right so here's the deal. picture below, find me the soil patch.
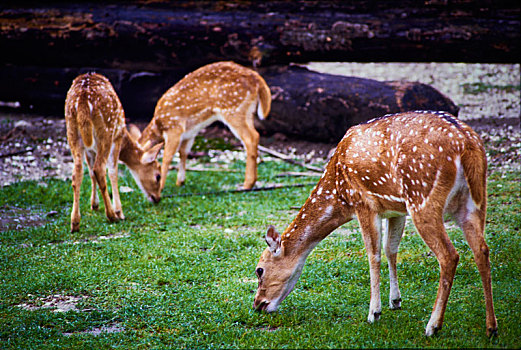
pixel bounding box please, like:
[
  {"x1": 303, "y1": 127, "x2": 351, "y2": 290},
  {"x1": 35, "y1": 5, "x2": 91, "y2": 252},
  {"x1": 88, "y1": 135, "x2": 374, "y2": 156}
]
[
  {"x1": 0, "y1": 204, "x2": 56, "y2": 232},
  {"x1": 17, "y1": 294, "x2": 87, "y2": 313}
]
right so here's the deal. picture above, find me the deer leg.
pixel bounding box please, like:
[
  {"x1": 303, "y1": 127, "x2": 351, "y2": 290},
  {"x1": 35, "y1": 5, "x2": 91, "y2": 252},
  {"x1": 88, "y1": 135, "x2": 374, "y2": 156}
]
[
  {"x1": 456, "y1": 203, "x2": 497, "y2": 337},
  {"x1": 357, "y1": 208, "x2": 382, "y2": 323},
  {"x1": 70, "y1": 148, "x2": 84, "y2": 233},
  {"x1": 85, "y1": 150, "x2": 99, "y2": 211},
  {"x1": 176, "y1": 137, "x2": 195, "y2": 186},
  {"x1": 383, "y1": 216, "x2": 406, "y2": 310},
  {"x1": 161, "y1": 130, "x2": 182, "y2": 191},
  {"x1": 227, "y1": 118, "x2": 259, "y2": 190},
  {"x1": 93, "y1": 144, "x2": 118, "y2": 223},
  {"x1": 66, "y1": 122, "x2": 84, "y2": 232},
  {"x1": 411, "y1": 210, "x2": 459, "y2": 337},
  {"x1": 107, "y1": 138, "x2": 124, "y2": 220}
]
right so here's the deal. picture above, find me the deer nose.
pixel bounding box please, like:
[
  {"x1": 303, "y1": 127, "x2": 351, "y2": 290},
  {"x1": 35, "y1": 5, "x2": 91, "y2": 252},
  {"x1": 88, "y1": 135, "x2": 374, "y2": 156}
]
[
  {"x1": 151, "y1": 195, "x2": 161, "y2": 204},
  {"x1": 253, "y1": 299, "x2": 270, "y2": 312}
]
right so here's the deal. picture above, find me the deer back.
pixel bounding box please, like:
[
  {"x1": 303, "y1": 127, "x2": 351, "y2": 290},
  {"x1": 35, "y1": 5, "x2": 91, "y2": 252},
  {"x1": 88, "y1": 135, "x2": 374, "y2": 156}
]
[
  {"x1": 65, "y1": 72, "x2": 125, "y2": 149},
  {"x1": 333, "y1": 111, "x2": 486, "y2": 214},
  {"x1": 152, "y1": 61, "x2": 270, "y2": 131}
]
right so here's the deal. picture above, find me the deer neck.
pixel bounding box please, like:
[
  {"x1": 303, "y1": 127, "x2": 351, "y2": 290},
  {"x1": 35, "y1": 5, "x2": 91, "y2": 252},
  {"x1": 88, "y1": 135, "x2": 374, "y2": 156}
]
[
  {"x1": 281, "y1": 160, "x2": 353, "y2": 256},
  {"x1": 118, "y1": 131, "x2": 143, "y2": 169},
  {"x1": 139, "y1": 119, "x2": 163, "y2": 147}
]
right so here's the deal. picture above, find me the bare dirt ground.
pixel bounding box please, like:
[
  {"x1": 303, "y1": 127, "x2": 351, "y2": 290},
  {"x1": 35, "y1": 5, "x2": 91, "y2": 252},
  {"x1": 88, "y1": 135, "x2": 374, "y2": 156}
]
[{"x1": 1, "y1": 63, "x2": 519, "y2": 189}]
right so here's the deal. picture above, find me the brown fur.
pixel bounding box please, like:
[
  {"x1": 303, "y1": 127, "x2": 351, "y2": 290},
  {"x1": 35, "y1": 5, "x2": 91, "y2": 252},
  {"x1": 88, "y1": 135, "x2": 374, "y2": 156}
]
[
  {"x1": 134, "y1": 61, "x2": 272, "y2": 191},
  {"x1": 254, "y1": 111, "x2": 497, "y2": 337},
  {"x1": 65, "y1": 73, "x2": 163, "y2": 232}
]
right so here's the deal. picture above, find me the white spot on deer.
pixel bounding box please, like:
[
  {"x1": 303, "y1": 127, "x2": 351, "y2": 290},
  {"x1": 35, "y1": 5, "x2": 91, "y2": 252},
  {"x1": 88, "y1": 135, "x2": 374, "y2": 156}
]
[{"x1": 319, "y1": 205, "x2": 334, "y2": 223}]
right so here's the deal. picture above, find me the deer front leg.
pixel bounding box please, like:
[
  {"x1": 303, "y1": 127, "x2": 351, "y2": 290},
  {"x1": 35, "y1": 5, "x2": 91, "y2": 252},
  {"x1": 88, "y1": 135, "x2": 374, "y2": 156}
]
[
  {"x1": 107, "y1": 140, "x2": 124, "y2": 220},
  {"x1": 176, "y1": 137, "x2": 195, "y2": 186},
  {"x1": 161, "y1": 130, "x2": 182, "y2": 191},
  {"x1": 93, "y1": 146, "x2": 118, "y2": 223},
  {"x1": 357, "y1": 208, "x2": 382, "y2": 323},
  {"x1": 411, "y1": 210, "x2": 459, "y2": 336},
  {"x1": 383, "y1": 216, "x2": 405, "y2": 310}
]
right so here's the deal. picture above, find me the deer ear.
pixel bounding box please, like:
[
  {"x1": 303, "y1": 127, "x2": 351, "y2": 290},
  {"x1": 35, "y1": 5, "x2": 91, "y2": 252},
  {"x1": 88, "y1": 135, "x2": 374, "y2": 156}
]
[
  {"x1": 265, "y1": 225, "x2": 282, "y2": 255},
  {"x1": 141, "y1": 142, "x2": 163, "y2": 163},
  {"x1": 128, "y1": 124, "x2": 142, "y2": 141}
]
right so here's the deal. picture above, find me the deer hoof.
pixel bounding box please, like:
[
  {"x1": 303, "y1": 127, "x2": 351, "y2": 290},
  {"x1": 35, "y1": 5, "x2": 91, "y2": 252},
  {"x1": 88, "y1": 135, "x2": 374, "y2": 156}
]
[
  {"x1": 71, "y1": 222, "x2": 80, "y2": 232},
  {"x1": 425, "y1": 325, "x2": 441, "y2": 337},
  {"x1": 390, "y1": 298, "x2": 402, "y2": 310},
  {"x1": 487, "y1": 327, "x2": 498, "y2": 338},
  {"x1": 91, "y1": 203, "x2": 99, "y2": 211},
  {"x1": 367, "y1": 311, "x2": 381, "y2": 323},
  {"x1": 242, "y1": 183, "x2": 254, "y2": 190},
  {"x1": 106, "y1": 214, "x2": 119, "y2": 223},
  {"x1": 115, "y1": 210, "x2": 125, "y2": 220}
]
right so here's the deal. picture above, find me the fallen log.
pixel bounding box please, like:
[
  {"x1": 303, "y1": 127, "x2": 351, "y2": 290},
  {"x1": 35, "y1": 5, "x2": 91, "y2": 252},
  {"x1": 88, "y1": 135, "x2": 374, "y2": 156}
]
[
  {"x1": 257, "y1": 65, "x2": 459, "y2": 143},
  {"x1": 0, "y1": 64, "x2": 460, "y2": 143}
]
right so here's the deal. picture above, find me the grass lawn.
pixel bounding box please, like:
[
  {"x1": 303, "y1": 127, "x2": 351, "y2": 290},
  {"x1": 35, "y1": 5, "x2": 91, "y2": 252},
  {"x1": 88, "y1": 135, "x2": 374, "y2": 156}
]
[{"x1": 0, "y1": 151, "x2": 520, "y2": 349}]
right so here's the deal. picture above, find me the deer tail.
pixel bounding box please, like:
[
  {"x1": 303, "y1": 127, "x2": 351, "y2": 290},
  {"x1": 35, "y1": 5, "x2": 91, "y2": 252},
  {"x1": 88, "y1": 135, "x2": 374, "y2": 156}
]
[
  {"x1": 461, "y1": 140, "x2": 487, "y2": 209},
  {"x1": 76, "y1": 94, "x2": 94, "y2": 148},
  {"x1": 256, "y1": 74, "x2": 271, "y2": 120}
]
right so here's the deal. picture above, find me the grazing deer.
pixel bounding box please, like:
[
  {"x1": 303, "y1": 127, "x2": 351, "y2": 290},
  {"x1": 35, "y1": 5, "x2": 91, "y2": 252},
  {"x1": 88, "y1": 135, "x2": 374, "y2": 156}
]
[
  {"x1": 131, "y1": 61, "x2": 271, "y2": 191},
  {"x1": 65, "y1": 73, "x2": 163, "y2": 232},
  {"x1": 253, "y1": 111, "x2": 497, "y2": 337}
]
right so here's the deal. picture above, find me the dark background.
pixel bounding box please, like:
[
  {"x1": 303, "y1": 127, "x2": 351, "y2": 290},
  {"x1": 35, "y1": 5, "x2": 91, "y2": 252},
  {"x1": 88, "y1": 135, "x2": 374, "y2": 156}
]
[{"x1": 0, "y1": 1, "x2": 519, "y2": 141}]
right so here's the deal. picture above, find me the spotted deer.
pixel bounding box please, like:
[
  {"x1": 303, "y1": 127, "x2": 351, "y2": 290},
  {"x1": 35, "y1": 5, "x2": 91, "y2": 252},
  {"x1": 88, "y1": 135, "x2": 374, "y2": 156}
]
[
  {"x1": 130, "y1": 61, "x2": 271, "y2": 191},
  {"x1": 65, "y1": 73, "x2": 163, "y2": 232},
  {"x1": 253, "y1": 111, "x2": 497, "y2": 337}
]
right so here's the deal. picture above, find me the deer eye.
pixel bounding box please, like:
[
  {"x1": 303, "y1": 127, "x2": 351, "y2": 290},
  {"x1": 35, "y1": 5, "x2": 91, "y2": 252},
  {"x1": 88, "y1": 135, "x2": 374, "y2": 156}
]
[
  {"x1": 256, "y1": 267, "x2": 264, "y2": 278},
  {"x1": 156, "y1": 174, "x2": 161, "y2": 183}
]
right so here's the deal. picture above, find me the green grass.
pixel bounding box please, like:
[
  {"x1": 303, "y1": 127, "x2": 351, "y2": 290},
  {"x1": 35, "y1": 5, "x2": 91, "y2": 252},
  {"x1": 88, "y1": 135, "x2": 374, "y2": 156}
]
[{"x1": 0, "y1": 155, "x2": 520, "y2": 349}]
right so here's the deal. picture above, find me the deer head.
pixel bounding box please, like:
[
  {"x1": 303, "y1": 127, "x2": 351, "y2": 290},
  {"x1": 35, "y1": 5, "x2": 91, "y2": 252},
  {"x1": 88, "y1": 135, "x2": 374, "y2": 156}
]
[
  {"x1": 254, "y1": 226, "x2": 311, "y2": 312},
  {"x1": 124, "y1": 139, "x2": 163, "y2": 204}
]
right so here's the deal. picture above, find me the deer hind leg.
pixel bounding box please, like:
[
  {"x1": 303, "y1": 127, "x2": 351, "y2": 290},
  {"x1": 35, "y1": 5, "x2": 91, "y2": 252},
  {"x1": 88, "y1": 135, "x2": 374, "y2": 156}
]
[
  {"x1": 92, "y1": 143, "x2": 118, "y2": 223},
  {"x1": 107, "y1": 137, "x2": 124, "y2": 220},
  {"x1": 410, "y1": 208, "x2": 459, "y2": 337},
  {"x1": 85, "y1": 150, "x2": 99, "y2": 211},
  {"x1": 66, "y1": 119, "x2": 85, "y2": 232},
  {"x1": 69, "y1": 142, "x2": 84, "y2": 233},
  {"x1": 176, "y1": 137, "x2": 195, "y2": 186},
  {"x1": 226, "y1": 116, "x2": 259, "y2": 190},
  {"x1": 455, "y1": 198, "x2": 497, "y2": 337},
  {"x1": 357, "y1": 208, "x2": 382, "y2": 323},
  {"x1": 383, "y1": 216, "x2": 406, "y2": 310},
  {"x1": 161, "y1": 129, "x2": 182, "y2": 191}
]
